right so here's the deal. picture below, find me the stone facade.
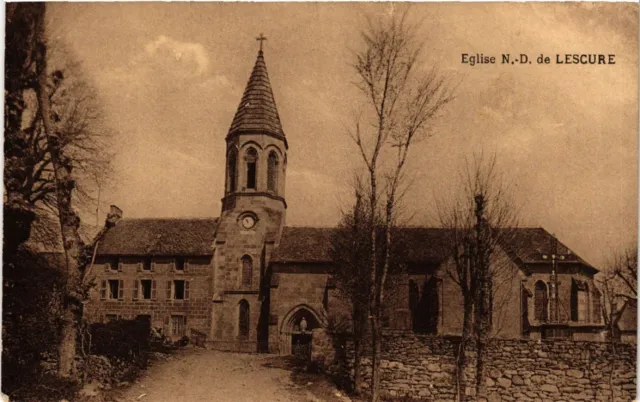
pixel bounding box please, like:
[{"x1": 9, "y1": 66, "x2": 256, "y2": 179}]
[
  {"x1": 336, "y1": 331, "x2": 636, "y2": 401},
  {"x1": 86, "y1": 255, "x2": 213, "y2": 340}
]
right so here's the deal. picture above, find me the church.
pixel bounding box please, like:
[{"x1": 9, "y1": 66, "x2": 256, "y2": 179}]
[{"x1": 85, "y1": 44, "x2": 608, "y2": 354}]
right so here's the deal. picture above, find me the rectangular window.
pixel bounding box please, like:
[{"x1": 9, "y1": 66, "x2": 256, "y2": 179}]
[
  {"x1": 175, "y1": 257, "x2": 185, "y2": 271},
  {"x1": 140, "y1": 280, "x2": 153, "y2": 299},
  {"x1": 143, "y1": 257, "x2": 152, "y2": 271},
  {"x1": 108, "y1": 279, "x2": 123, "y2": 300},
  {"x1": 171, "y1": 315, "x2": 186, "y2": 337},
  {"x1": 168, "y1": 280, "x2": 189, "y2": 300},
  {"x1": 174, "y1": 280, "x2": 185, "y2": 299}
]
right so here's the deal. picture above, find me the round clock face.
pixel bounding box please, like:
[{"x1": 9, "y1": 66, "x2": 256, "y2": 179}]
[{"x1": 241, "y1": 215, "x2": 256, "y2": 229}]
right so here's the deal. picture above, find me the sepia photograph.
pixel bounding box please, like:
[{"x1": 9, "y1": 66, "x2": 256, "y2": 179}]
[{"x1": 3, "y1": 2, "x2": 638, "y2": 401}]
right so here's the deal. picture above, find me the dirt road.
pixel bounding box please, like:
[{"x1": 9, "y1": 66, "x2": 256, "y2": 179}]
[{"x1": 120, "y1": 348, "x2": 347, "y2": 402}]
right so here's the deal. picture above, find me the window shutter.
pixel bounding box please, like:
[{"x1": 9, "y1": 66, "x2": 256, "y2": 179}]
[
  {"x1": 171, "y1": 261, "x2": 175, "y2": 272},
  {"x1": 133, "y1": 280, "x2": 139, "y2": 300},
  {"x1": 185, "y1": 281, "x2": 190, "y2": 300},
  {"x1": 151, "y1": 261, "x2": 155, "y2": 272},
  {"x1": 166, "y1": 281, "x2": 172, "y2": 300},
  {"x1": 118, "y1": 261, "x2": 123, "y2": 272},
  {"x1": 151, "y1": 280, "x2": 157, "y2": 300},
  {"x1": 137, "y1": 262, "x2": 142, "y2": 272},
  {"x1": 184, "y1": 261, "x2": 189, "y2": 273},
  {"x1": 100, "y1": 280, "x2": 107, "y2": 300},
  {"x1": 104, "y1": 262, "x2": 110, "y2": 272},
  {"x1": 118, "y1": 279, "x2": 124, "y2": 300}
]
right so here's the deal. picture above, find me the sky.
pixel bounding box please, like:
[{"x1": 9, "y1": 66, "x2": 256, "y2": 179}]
[{"x1": 45, "y1": 2, "x2": 638, "y2": 268}]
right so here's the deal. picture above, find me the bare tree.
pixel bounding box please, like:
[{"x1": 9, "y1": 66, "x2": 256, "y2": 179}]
[
  {"x1": 32, "y1": 5, "x2": 114, "y2": 378},
  {"x1": 5, "y1": 5, "x2": 112, "y2": 255},
  {"x1": 609, "y1": 245, "x2": 637, "y2": 302},
  {"x1": 597, "y1": 244, "x2": 638, "y2": 340},
  {"x1": 13, "y1": 39, "x2": 112, "y2": 245},
  {"x1": 349, "y1": 8, "x2": 455, "y2": 401},
  {"x1": 437, "y1": 153, "x2": 520, "y2": 401},
  {"x1": 594, "y1": 245, "x2": 637, "y2": 400}
]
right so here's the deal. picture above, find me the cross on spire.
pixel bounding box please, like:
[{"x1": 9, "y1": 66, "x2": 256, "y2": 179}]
[{"x1": 256, "y1": 33, "x2": 267, "y2": 52}]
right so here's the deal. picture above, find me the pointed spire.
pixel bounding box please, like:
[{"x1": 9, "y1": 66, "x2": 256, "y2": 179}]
[{"x1": 228, "y1": 46, "x2": 285, "y2": 140}]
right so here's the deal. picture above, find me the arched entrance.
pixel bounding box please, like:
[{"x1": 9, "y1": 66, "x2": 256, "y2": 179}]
[{"x1": 279, "y1": 305, "x2": 323, "y2": 357}]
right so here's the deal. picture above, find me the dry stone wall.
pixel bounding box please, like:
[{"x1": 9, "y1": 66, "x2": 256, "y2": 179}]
[{"x1": 331, "y1": 331, "x2": 636, "y2": 401}]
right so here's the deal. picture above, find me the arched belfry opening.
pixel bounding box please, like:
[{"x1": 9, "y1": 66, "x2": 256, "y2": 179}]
[
  {"x1": 245, "y1": 147, "x2": 258, "y2": 190},
  {"x1": 267, "y1": 151, "x2": 279, "y2": 193},
  {"x1": 279, "y1": 305, "x2": 322, "y2": 357}
]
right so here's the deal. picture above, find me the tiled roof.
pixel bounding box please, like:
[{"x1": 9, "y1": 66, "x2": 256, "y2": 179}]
[
  {"x1": 270, "y1": 226, "x2": 596, "y2": 271},
  {"x1": 96, "y1": 218, "x2": 219, "y2": 256},
  {"x1": 507, "y1": 227, "x2": 593, "y2": 267},
  {"x1": 270, "y1": 227, "x2": 454, "y2": 264},
  {"x1": 270, "y1": 227, "x2": 336, "y2": 263},
  {"x1": 228, "y1": 50, "x2": 284, "y2": 138}
]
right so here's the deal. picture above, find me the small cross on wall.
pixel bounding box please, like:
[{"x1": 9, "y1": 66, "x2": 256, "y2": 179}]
[{"x1": 256, "y1": 33, "x2": 267, "y2": 51}]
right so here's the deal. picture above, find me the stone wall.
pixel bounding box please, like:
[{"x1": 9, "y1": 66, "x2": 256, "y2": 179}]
[{"x1": 341, "y1": 331, "x2": 636, "y2": 401}]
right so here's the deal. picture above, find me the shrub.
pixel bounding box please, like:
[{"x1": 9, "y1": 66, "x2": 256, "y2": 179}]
[
  {"x1": 2, "y1": 249, "x2": 65, "y2": 396},
  {"x1": 89, "y1": 317, "x2": 151, "y2": 368}
]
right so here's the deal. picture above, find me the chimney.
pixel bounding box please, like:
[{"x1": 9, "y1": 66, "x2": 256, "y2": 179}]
[{"x1": 106, "y1": 205, "x2": 123, "y2": 227}]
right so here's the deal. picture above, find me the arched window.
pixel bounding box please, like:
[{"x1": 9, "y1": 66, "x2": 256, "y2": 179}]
[
  {"x1": 534, "y1": 281, "x2": 548, "y2": 322},
  {"x1": 521, "y1": 284, "x2": 531, "y2": 336},
  {"x1": 239, "y1": 300, "x2": 250, "y2": 339},
  {"x1": 227, "y1": 149, "x2": 237, "y2": 193},
  {"x1": 241, "y1": 255, "x2": 252, "y2": 287},
  {"x1": 245, "y1": 148, "x2": 258, "y2": 190},
  {"x1": 267, "y1": 151, "x2": 279, "y2": 193}
]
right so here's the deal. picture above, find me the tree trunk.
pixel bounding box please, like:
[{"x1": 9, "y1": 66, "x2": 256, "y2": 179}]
[
  {"x1": 352, "y1": 302, "x2": 367, "y2": 394},
  {"x1": 367, "y1": 167, "x2": 381, "y2": 402},
  {"x1": 456, "y1": 295, "x2": 475, "y2": 401},
  {"x1": 34, "y1": 6, "x2": 87, "y2": 378},
  {"x1": 353, "y1": 337, "x2": 363, "y2": 394},
  {"x1": 473, "y1": 195, "x2": 491, "y2": 398},
  {"x1": 474, "y1": 260, "x2": 491, "y2": 397},
  {"x1": 370, "y1": 316, "x2": 382, "y2": 402}
]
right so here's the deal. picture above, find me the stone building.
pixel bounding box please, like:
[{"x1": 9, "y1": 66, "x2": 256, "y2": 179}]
[{"x1": 86, "y1": 46, "x2": 611, "y2": 353}]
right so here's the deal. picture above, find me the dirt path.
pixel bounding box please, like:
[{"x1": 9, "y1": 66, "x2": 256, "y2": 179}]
[{"x1": 119, "y1": 348, "x2": 346, "y2": 402}]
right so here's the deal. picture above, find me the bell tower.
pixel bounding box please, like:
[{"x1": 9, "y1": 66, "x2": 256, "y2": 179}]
[
  {"x1": 221, "y1": 36, "x2": 287, "y2": 220},
  {"x1": 210, "y1": 36, "x2": 287, "y2": 351}
]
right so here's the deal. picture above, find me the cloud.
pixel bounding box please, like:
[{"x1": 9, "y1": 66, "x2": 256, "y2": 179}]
[{"x1": 144, "y1": 35, "x2": 210, "y2": 76}]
